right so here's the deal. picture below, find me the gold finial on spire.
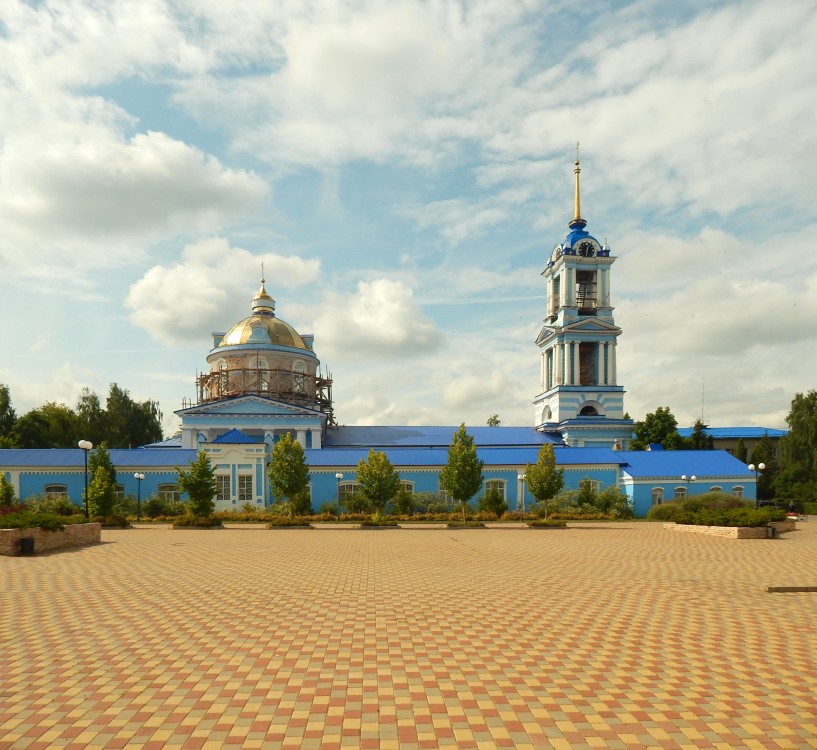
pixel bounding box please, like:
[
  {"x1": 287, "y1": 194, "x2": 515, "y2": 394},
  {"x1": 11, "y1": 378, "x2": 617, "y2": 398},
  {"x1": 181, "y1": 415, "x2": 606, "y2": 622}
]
[{"x1": 573, "y1": 141, "x2": 582, "y2": 223}]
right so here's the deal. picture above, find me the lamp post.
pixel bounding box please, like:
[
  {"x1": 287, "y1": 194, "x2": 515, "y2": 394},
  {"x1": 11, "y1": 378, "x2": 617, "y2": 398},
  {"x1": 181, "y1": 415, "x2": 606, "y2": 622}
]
[
  {"x1": 681, "y1": 474, "x2": 696, "y2": 498},
  {"x1": 78, "y1": 440, "x2": 93, "y2": 518},
  {"x1": 335, "y1": 473, "x2": 343, "y2": 520},
  {"x1": 134, "y1": 473, "x2": 145, "y2": 521},
  {"x1": 517, "y1": 474, "x2": 526, "y2": 517},
  {"x1": 748, "y1": 462, "x2": 765, "y2": 509}
]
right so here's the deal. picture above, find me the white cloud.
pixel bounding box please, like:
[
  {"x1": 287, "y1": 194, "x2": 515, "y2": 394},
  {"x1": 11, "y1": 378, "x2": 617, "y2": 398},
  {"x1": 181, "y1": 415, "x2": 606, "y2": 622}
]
[
  {"x1": 126, "y1": 238, "x2": 320, "y2": 345},
  {"x1": 313, "y1": 279, "x2": 443, "y2": 360}
]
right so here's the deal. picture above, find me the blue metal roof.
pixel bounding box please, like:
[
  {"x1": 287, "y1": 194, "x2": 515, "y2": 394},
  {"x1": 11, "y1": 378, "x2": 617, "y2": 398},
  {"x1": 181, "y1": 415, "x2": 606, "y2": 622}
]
[
  {"x1": 0, "y1": 448, "x2": 197, "y2": 468},
  {"x1": 676, "y1": 426, "x2": 787, "y2": 439},
  {"x1": 620, "y1": 450, "x2": 752, "y2": 478},
  {"x1": 304, "y1": 445, "x2": 623, "y2": 469},
  {"x1": 324, "y1": 426, "x2": 562, "y2": 449},
  {"x1": 212, "y1": 428, "x2": 259, "y2": 444}
]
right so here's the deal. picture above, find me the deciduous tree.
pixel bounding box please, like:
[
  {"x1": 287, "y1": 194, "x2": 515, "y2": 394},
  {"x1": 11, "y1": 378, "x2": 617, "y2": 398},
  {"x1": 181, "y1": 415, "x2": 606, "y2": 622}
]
[
  {"x1": 631, "y1": 407, "x2": 687, "y2": 450},
  {"x1": 0, "y1": 384, "x2": 17, "y2": 445},
  {"x1": 439, "y1": 424, "x2": 484, "y2": 522},
  {"x1": 356, "y1": 449, "x2": 401, "y2": 512},
  {"x1": 0, "y1": 472, "x2": 15, "y2": 506},
  {"x1": 88, "y1": 442, "x2": 117, "y2": 487},
  {"x1": 526, "y1": 444, "x2": 564, "y2": 519},
  {"x1": 776, "y1": 391, "x2": 817, "y2": 501},
  {"x1": 87, "y1": 465, "x2": 116, "y2": 518},
  {"x1": 268, "y1": 433, "x2": 311, "y2": 516}
]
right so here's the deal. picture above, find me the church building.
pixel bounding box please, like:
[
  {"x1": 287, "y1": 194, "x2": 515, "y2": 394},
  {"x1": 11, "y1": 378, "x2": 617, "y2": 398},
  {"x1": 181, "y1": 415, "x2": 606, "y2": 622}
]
[{"x1": 0, "y1": 157, "x2": 758, "y2": 518}]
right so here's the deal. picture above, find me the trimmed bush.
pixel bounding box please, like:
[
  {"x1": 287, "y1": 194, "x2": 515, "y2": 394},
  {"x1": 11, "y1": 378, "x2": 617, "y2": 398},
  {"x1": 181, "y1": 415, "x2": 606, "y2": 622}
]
[
  {"x1": 527, "y1": 518, "x2": 567, "y2": 528},
  {"x1": 267, "y1": 517, "x2": 312, "y2": 527},
  {"x1": 1, "y1": 511, "x2": 89, "y2": 531},
  {"x1": 172, "y1": 515, "x2": 223, "y2": 528},
  {"x1": 675, "y1": 506, "x2": 785, "y2": 527}
]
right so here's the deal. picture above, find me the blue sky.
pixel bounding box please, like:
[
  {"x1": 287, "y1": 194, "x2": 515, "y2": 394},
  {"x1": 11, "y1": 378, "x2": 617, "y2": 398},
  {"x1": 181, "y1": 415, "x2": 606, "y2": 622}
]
[{"x1": 1, "y1": 0, "x2": 815, "y2": 436}]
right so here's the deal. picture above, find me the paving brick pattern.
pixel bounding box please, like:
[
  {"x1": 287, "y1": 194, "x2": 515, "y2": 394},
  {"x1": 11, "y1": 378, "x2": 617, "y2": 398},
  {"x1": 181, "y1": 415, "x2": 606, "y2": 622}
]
[{"x1": 2, "y1": 522, "x2": 816, "y2": 749}]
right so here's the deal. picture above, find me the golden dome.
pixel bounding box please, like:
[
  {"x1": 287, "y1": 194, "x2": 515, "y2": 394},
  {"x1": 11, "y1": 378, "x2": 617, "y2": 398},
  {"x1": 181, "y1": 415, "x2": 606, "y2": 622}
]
[{"x1": 218, "y1": 314, "x2": 308, "y2": 350}]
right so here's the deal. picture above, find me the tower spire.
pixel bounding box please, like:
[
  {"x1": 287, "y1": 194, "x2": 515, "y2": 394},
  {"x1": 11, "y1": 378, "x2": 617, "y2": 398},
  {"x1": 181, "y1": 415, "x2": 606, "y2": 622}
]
[{"x1": 569, "y1": 142, "x2": 587, "y2": 229}]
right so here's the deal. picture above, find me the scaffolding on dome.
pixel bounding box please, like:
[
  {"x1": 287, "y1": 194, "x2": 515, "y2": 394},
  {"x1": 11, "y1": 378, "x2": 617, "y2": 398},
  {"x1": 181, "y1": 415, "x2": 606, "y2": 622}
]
[{"x1": 190, "y1": 365, "x2": 336, "y2": 428}]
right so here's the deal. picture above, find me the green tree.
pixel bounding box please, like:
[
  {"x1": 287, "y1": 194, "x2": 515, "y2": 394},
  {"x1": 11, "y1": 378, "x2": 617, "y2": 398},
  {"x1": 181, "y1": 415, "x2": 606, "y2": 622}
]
[
  {"x1": 0, "y1": 472, "x2": 15, "y2": 506},
  {"x1": 105, "y1": 384, "x2": 163, "y2": 448},
  {"x1": 268, "y1": 433, "x2": 311, "y2": 516},
  {"x1": 356, "y1": 449, "x2": 401, "y2": 512},
  {"x1": 631, "y1": 407, "x2": 688, "y2": 450},
  {"x1": 735, "y1": 438, "x2": 748, "y2": 464},
  {"x1": 39, "y1": 402, "x2": 81, "y2": 447},
  {"x1": 439, "y1": 424, "x2": 484, "y2": 522},
  {"x1": 478, "y1": 487, "x2": 507, "y2": 517},
  {"x1": 688, "y1": 419, "x2": 714, "y2": 450},
  {"x1": 76, "y1": 388, "x2": 107, "y2": 445},
  {"x1": 12, "y1": 410, "x2": 52, "y2": 448},
  {"x1": 0, "y1": 384, "x2": 17, "y2": 444},
  {"x1": 749, "y1": 433, "x2": 777, "y2": 501},
  {"x1": 177, "y1": 451, "x2": 217, "y2": 517},
  {"x1": 525, "y1": 443, "x2": 564, "y2": 519},
  {"x1": 487, "y1": 414, "x2": 501, "y2": 427},
  {"x1": 776, "y1": 391, "x2": 817, "y2": 501},
  {"x1": 87, "y1": 465, "x2": 117, "y2": 518},
  {"x1": 88, "y1": 442, "x2": 117, "y2": 487}
]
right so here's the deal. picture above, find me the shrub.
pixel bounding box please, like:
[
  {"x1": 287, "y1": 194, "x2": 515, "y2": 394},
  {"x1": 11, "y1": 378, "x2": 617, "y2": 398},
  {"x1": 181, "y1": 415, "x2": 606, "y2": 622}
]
[
  {"x1": 527, "y1": 518, "x2": 567, "y2": 528},
  {"x1": 675, "y1": 506, "x2": 785, "y2": 527},
  {"x1": 803, "y1": 502, "x2": 817, "y2": 515},
  {"x1": 24, "y1": 494, "x2": 83, "y2": 516},
  {"x1": 646, "y1": 502, "x2": 682, "y2": 521},
  {"x1": 318, "y1": 501, "x2": 338, "y2": 515},
  {"x1": 267, "y1": 517, "x2": 312, "y2": 527},
  {"x1": 647, "y1": 493, "x2": 754, "y2": 522},
  {"x1": 478, "y1": 488, "x2": 508, "y2": 517},
  {"x1": 143, "y1": 496, "x2": 187, "y2": 519},
  {"x1": 1, "y1": 511, "x2": 89, "y2": 531},
  {"x1": 344, "y1": 493, "x2": 370, "y2": 514},
  {"x1": 172, "y1": 515, "x2": 223, "y2": 528},
  {"x1": 446, "y1": 520, "x2": 485, "y2": 528},
  {"x1": 413, "y1": 492, "x2": 450, "y2": 514},
  {"x1": 392, "y1": 489, "x2": 415, "y2": 516},
  {"x1": 95, "y1": 514, "x2": 130, "y2": 528}
]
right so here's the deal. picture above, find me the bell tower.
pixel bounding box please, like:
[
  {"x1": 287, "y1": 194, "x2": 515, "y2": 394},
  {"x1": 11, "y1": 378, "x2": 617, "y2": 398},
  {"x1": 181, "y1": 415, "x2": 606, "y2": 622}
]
[{"x1": 533, "y1": 148, "x2": 633, "y2": 448}]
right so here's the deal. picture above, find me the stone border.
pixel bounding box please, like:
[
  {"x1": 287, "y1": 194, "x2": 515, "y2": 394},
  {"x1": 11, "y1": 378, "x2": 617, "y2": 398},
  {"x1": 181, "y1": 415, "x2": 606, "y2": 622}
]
[
  {"x1": 0, "y1": 523, "x2": 101, "y2": 556},
  {"x1": 664, "y1": 520, "x2": 796, "y2": 539}
]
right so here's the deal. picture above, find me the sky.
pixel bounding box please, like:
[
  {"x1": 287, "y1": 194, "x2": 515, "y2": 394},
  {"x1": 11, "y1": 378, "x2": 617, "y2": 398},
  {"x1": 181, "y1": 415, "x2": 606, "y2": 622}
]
[{"x1": 1, "y1": 0, "x2": 816, "y2": 437}]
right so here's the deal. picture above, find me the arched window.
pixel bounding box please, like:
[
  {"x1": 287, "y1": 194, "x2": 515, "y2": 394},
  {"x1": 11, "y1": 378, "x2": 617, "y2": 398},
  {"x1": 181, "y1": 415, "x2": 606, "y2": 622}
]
[
  {"x1": 732, "y1": 486, "x2": 744, "y2": 498},
  {"x1": 651, "y1": 487, "x2": 664, "y2": 505},
  {"x1": 710, "y1": 486, "x2": 723, "y2": 493},
  {"x1": 44, "y1": 484, "x2": 68, "y2": 498},
  {"x1": 400, "y1": 481, "x2": 414, "y2": 495},
  {"x1": 580, "y1": 405, "x2": 598, "y2": 416},
  {"x1": 485, "y1": 479, "x2": 506, "y2": 499},
  {"x1": 157, "y1": 484, "x2": 180, "y2": 502},
  {"x1": 674, "y1": 486, "x2": 687, "y2": 499},
  {"x1": 339, "y1": 482, "x2": 359, "y2": 502},
  {"x1": 580, "y1": 478, "x2": 601, "y2": 493}
]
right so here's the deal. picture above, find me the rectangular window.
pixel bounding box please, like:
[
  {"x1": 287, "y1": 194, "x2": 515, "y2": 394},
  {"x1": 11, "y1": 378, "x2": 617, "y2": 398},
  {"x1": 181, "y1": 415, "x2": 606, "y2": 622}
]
[
  {"x1": 400, "y1": 481, "x2": 414, "y2": 495},
  {"x1": 238, "y1": 475, "x2": 252, "y2": 503},
  {"x1": 216, "y1": 475, "x2": 230, "y2": 502}
]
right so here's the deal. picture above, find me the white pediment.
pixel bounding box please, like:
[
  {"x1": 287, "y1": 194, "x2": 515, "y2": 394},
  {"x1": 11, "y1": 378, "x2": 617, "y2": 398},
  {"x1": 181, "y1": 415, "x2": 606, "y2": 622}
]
[
  {"x1": 562, "y1": 319, "x2": 621, "y2": 334},
  {"x1": 175, "y1": 395, "x2": 324, "y2": 419}
]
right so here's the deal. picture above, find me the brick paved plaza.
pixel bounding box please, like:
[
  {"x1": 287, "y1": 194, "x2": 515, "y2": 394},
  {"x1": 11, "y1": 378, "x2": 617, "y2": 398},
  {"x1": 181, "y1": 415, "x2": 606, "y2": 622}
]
[{"x1": 2, "y1": 522, "x2": 816, "y2": 749}]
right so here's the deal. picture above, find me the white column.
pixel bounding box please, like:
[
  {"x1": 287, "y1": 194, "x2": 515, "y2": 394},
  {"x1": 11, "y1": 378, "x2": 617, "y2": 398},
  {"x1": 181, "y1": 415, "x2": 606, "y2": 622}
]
[
  {"x1": 554, "y1": 344, "x2": 562, "y2": 386},
  {"x1": 296, "y1": 429, "x2": 307, "y2": 448},
  {"x1": 572, "y1": 342, "x2": 580, "y2": 386},
  {"x1": 610, "y1": 343, "x2": 617, "y2": 384},
  {"x1": 597, "y1": 343, "x2": 605, "y2": 385},
  {"x1": 310, "y1": 429, "x2": 321, "y2": 449}
]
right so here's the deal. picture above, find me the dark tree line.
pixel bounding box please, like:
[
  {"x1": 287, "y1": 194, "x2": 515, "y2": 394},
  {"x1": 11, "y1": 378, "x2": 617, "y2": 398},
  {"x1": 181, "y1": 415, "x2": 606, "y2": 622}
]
[{"x1": 0, "y1": 383, "x2": 163, "y2": 449}]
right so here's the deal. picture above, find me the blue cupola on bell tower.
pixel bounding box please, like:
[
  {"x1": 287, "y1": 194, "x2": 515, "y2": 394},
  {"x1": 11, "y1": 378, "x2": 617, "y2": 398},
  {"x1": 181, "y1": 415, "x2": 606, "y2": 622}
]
[{"x1": 533, "y1": 148, "x2": 633, "y2": 448}]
